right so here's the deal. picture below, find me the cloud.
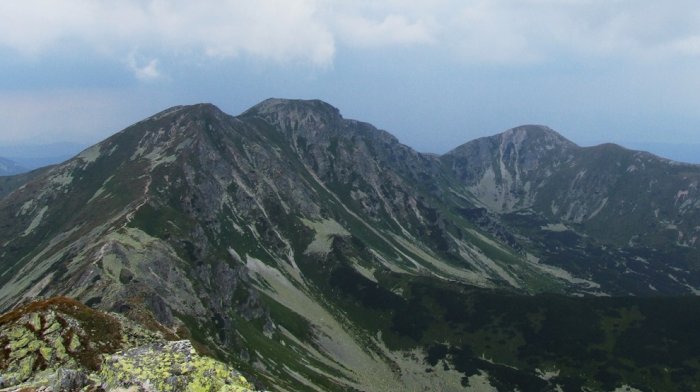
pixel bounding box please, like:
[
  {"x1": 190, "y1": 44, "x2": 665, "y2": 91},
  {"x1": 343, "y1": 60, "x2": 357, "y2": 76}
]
[
  {"x1": 335, "y1": 14, "x2": 434, "y2": 48},
  {"x1": 126, "y1": 54, "x2": 161, "y2": 81},
  {"x1": 0, "y1": 0, "x2": 336, "y2": 68},
  {"x1": 1, "y1": 1, "x2": 700, "y2": 70},
  {"x1": 671, "y1": 36, "x2": 700, "y2": 56},
  {"x1": 441, "y1": 0, "x2": 700, "y2": 64},
  {"x1": 142, "y1": 0, "x2": 336, "y2": 65}
]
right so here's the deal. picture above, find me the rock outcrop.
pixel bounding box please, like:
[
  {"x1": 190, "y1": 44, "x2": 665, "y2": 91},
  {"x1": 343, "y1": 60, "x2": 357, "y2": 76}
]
[{"x1": 0, "y1": 297, "x2": 256, "y2": 392}]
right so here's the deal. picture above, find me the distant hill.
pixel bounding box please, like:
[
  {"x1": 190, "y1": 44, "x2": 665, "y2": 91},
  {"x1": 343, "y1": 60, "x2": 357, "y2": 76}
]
[
  {"x1": 0, "y1": 142, "x2": 85, "y2": 170},
  {"x1": 0, "y1": 157, "x2": 26, "y2": 175}
]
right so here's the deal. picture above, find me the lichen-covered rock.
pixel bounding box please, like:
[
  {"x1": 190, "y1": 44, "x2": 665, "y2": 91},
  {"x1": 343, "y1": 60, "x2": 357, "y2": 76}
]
[
  {"x1": 1, "y1": 308, "x2": 80, "y2": 385},
  {"x1": 1, "y1": 298, "x2": 259, "y2": 392},
  {"x1": 99, "y1": 340, "x2": 255, "y2": 392},
  {"x1": 0, "y1": 297, "x2": 165, "y2": 390}
]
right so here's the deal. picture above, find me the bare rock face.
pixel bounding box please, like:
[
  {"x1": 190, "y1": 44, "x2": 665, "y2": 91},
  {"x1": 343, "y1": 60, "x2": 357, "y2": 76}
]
[
  {"x1": 51, "y1": 368, "x2": 90, "y2": 391},
  {"x1": 444, "y1": 125, "x2": 577, "y2": 212},
  {"x1": 444, "y1": 125, "x2": 700, "y2": 245}
]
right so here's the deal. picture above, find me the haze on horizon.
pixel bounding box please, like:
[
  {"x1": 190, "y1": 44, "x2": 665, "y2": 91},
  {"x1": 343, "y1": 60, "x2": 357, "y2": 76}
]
[{"x1": 1, "y1": 1, "x2": 699, "y2": 163}]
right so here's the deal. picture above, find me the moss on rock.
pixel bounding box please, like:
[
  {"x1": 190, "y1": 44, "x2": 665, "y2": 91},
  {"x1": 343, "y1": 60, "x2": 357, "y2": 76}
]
[
  {"x1": 99, "y1": 340, "x2": 256, "y2": 392},
  {"x1": 1, "y1": 297, "x2": 259, "y2": 391}
]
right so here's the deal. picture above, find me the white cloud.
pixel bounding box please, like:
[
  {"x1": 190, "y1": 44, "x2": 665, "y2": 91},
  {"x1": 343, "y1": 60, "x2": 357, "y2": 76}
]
[
  {"x1": 339, "y1": 0, "x2": 700, "y2": 65},
  {"x1": 335, "y1": 14, "x2": 434, "y2": 48},
  {"x1": 439, "y1": 0, "x2": 700, "y2": 64},
  {"x1": 1, "y1": 1, "x2": 700, "y2": 68},
  {"x1": 126, "y1": 54, "x2": 161, "y2": 81},
  {"x1": 0, "y1": 0, "x2": 337, "y2": 68},
  {"x1": 671, "y1": 36, "x2": 700, "y2": 56}
]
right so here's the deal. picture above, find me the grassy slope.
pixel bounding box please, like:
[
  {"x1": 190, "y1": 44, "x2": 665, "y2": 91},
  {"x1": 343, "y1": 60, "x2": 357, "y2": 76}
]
[{"x1": 297, "y1": 236, "x2": 700, "y2": 392}]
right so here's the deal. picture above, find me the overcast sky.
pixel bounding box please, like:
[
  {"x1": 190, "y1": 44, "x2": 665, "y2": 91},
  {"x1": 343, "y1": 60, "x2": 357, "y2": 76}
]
[{"x1": 1, "y1": 1, "x2": 700, "y2": 160}]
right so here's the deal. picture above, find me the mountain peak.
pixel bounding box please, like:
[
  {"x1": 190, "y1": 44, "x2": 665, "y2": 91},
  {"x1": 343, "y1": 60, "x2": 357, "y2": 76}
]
[
  {"x1": 245, "y1": 98, "x2": 341, "y2": 117},
  {"x1": 143, "y1": 102, "x2": 225, "y2": 123},
  {"x1": 242, "y1": 98, "x2": 344, "y2": 132},
  {"x1": 500, "y1": 124, "x2": 577, "y2": 148},
  {"x1": 446, "y1": 124, "x2": 576, "y2": 159}
]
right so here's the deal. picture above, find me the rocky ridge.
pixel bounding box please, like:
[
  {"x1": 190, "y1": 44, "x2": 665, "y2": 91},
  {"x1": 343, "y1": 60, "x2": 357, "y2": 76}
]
[{"x1": 0, "y1": 99, "x2": 699, "y2": 390}]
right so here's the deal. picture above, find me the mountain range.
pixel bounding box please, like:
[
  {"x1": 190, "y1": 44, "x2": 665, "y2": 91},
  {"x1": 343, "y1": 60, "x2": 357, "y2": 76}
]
[
  {"x1": 1, "y1": 98, "x2": 699, "y2": 391},
  {"x1": 0, "y1": 142, "x2": 86, "y2": 172},
  {"x1": 0, "y1": 157, "x2": 26, "y2": 176}
]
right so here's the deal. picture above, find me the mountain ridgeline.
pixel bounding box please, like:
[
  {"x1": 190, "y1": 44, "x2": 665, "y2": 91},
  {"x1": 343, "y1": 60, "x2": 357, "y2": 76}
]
[
  {"x1": 1, "y1": 99, "x2": 699, "y2": 391},
  {"x1": 0, "y1": 157, "x2": 26, "y2": 176}
]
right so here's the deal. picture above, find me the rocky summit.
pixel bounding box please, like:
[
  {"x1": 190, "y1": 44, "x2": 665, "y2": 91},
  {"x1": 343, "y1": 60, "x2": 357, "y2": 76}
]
[{"x1": 1, "y1": 99, "x2": 699, "y2": 391}]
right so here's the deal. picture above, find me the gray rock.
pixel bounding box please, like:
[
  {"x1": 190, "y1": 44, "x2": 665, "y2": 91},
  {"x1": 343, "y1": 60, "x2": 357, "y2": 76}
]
[{"x1": 52, "y1": 368, "x2": 90, "y2": 391}]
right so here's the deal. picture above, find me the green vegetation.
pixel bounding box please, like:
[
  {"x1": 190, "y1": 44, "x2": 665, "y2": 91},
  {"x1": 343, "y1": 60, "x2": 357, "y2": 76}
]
[{"x1": 300, "y1": 242, "x2": 700, "y2": 391}]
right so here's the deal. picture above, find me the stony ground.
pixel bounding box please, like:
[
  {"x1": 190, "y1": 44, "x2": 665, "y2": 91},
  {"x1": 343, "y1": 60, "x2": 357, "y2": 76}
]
[{"x1": 0, "y1": 297, "x2": 257, "y2": 392}]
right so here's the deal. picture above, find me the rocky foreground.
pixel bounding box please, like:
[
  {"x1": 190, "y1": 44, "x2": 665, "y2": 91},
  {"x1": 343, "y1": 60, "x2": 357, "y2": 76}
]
[{"x1": 0, "y1": 297, "x2": 257, "y2": 391}]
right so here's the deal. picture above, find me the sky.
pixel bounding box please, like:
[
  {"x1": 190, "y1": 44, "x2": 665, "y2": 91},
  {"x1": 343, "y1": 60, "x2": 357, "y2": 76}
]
[{"x1": 1, "y1": 0, "x2": 700, "y2": 161}]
